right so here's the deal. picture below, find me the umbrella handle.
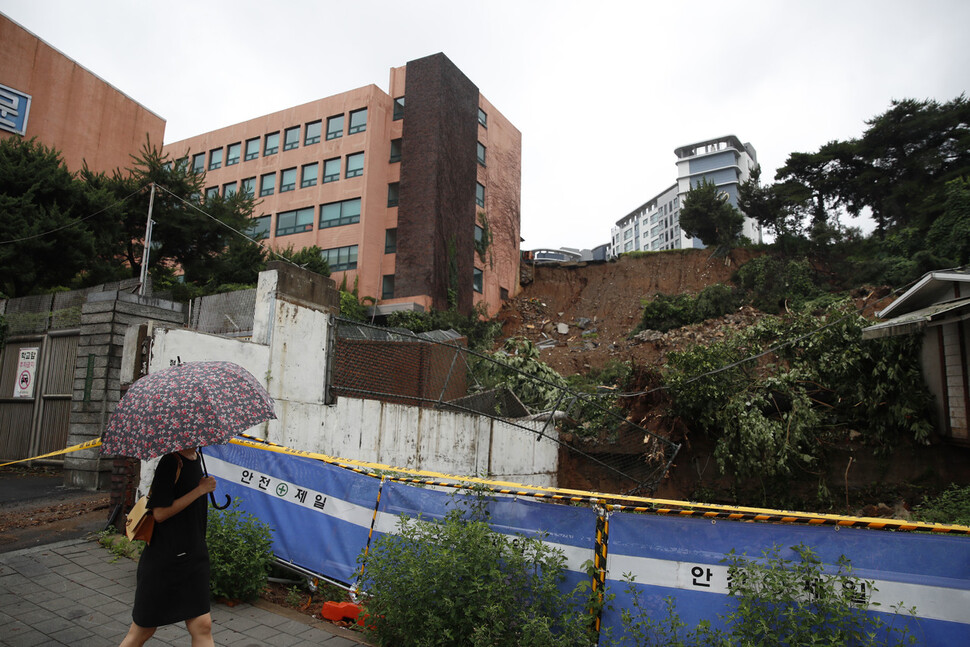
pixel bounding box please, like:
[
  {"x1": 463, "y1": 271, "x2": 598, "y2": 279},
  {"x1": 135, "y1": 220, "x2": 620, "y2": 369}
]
[{"x1": 198, "y1": 447, "x2": 232, "y2": 510}]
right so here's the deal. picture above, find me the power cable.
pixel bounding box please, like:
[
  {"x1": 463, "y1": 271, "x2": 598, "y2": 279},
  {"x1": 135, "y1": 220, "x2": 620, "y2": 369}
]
[{"x1": 0, "y1": 185, "x2": 144, "y2": 245}]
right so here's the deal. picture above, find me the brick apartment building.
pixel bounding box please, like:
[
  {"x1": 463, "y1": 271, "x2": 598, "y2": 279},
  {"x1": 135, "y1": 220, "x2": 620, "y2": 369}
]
[{"x1": 163, "y1": 53, "x2": 522, "y2": 318}]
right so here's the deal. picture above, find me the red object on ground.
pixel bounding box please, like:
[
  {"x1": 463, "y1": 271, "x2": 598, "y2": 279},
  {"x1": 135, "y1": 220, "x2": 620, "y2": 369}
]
[{"x1": 320, "y1": 601, "x2": 362, "y2": 623}]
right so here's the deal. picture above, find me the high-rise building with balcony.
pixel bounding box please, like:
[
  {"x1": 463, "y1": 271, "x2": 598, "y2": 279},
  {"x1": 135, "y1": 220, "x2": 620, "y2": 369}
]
[{"x1": 163, "y1": 53, "x2": 521, "y2": 318}]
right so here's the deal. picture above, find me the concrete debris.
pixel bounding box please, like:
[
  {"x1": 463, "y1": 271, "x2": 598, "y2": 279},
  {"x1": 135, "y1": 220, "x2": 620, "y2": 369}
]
[
  {"x1": 576, "y1": 317, "x2": 592, "y2": 329},
  {"x1": 557, "y1": 323, "x2": 569, "y2": 335}
]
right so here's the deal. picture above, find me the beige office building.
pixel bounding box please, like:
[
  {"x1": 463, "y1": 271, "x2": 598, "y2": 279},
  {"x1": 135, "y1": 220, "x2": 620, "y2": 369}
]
[{"x1": 163, "y1": 53, "x2": 522, "y2": 317}]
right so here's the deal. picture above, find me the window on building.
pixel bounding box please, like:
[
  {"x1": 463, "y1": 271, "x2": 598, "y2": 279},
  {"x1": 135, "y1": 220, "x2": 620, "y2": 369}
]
[
  {"x1": 264, "y1": 131, "x2": 279, "y2": 156},
  {"x1": 382, "y1": 275, "x2": 394, "y2": 299},
  {"x1": 192, "y1": 153, "x2": 205, "y2": 173},
  {"x1": 259, "y1": 172, "x2": 275, "y2": 197},
  {"x1": 319, "y1": 197, "x2": 361, "y2": 229},
  {"x1": 393, "y1": 97, "x2": 405, "y2": 120},
  {"x1": 345, "y1": 152, "x2": 364, "y2": 178},
  {"x1": 476, "y1": 182, "x2": 485, "y2": 207},
  {"x1": 475, "y1": 224, "x2": 484, "y2": 245},
  {"x1": 305, "y1": 120, "x2": 321, "y2": 146},
  {"x1": 387, "y1": 182, "x2": 399, "y2": 207},
  {"x1": 276, "y1": 207, "x2": 315, "y2": 237},
  {"x1": 241, "y1": 177, "x2": 256, "y2": 197},
  {"x1": 500, "y1": 286, "x2": 509, "y2": 300},
  {"x1": 245, "y1": 137, "x2": 260, "y2": 161},
  {"x1": 280, "y1": 167, "x2": 297, "y2": 192},
  {"x1": 624, "y1": 240, "x2": 633, "y2": 252},
  {"x1": 283, "y1": 126, "x2": 300, "y2": 151},
  {"x1": 226, "y1": 142, "x2": 241, "y2": 166},
  {"x1": 326, "y1": 114, "x2": 344, "y2": 140},
  {"x1": 209, "y1": 148, "x2": 223, "y2": 171},
  {"x1": 248, "y1": 215, "x2": 271, "y2": 240},
  {"x1": 477, "y1": 142, "x2": 486, "y2": 166},
  {"x1": 623, "y1": 229, "x2": 632, "y2": 239},
  {"x1": 478, "y1": 107, "x2": 487, "y2": 128},
  {"x1": 205, "y1": 186, "x2": 219, "y2": 200},
  {"x1": 223, "y1": 181, "x2": 237, "y2": 196},
  {"x1": 473, "y1": 267, "x2": 483, "y2": 293},
  {"x1": 175, "y1": 157, "x2": 188, "y2": 171},
  {"x1": 389, "y1": 138, "x2": 402, "y2": 163},
  {"x1": 348, "y1": 108, "x2": 367, "y2": 134},
  {"x1": 322, "y1": 245, "x2": 358, "y2": 271},
  {"x1": 385, "y1": 228, "x2": 397, "y2": 253},
  {"x1": 323, "y1": 158, "x2": 341, "y2": 183},
  {"x1": 301, "y1": 162, "x2": 318, "y2": 188}
]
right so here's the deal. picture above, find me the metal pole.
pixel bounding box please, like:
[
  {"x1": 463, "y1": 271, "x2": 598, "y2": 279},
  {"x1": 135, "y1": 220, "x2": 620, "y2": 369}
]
[{"x1": 139, "y1": 183, "x2": 156, "y2": 296}]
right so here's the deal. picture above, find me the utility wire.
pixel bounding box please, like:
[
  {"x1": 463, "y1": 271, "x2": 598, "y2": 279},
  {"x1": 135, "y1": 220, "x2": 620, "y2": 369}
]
[
  {"x1": 151, "y1": 183, "x2": 305, "y2": 270},
  {"x1": 0, "y1": 186, "x2": 144, "y2": 245}
]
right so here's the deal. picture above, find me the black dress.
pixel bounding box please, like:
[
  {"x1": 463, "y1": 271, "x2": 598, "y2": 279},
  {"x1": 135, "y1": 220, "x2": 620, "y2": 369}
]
[{"x1": 132, "y1": 452, "x2": 210, "y2": 627}]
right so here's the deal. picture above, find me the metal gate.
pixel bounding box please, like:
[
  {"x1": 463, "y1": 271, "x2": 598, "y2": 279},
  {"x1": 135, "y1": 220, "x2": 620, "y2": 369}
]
[{"x1": 0, "y1": 330, "x2": 79, "y2": 463}]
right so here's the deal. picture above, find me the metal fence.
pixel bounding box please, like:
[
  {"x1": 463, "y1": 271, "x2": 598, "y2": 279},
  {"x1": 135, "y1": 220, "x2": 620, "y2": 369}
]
[
  {"x1": 0, "y1": 278, "x2": 142, "y2": 335},
  {"x1": 188, "y1": 288, "x2": 256, "y2": 336},
  {"x1": 331, "y1": 317, "x2": 680, "y2": 495}
]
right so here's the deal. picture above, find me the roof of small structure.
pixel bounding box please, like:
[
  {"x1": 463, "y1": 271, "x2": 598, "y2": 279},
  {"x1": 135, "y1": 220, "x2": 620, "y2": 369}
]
[{"x1": 862, "y1": 267, "x2": 970, "y2": 339}]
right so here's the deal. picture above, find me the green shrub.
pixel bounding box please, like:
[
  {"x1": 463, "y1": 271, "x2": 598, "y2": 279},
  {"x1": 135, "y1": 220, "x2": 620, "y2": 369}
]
[
  {"x1": 735, "y1": 256, "x2": 819, "y2": 313},
  {"x1": 633, "y1": 284, "x2": 741, "y2": 335},
  {"x1": 206, "y1": 500, "x2": 274, "y2": 601},
  {"x1": 913, "y1": 484, "x2": 970, "y2": 526},
  {"x1": 388, "y1": 304, "x2": 502, "y2": 352},
  {"x1": 357, "y1": 494, "x2": 595, "y2": 647},
  {"x1": 634, "y1": 292, "x2": 696, "y2": 333}
]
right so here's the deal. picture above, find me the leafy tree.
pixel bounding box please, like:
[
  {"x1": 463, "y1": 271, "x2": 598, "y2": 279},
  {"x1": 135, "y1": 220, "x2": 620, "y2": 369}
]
[
  {"x1": 81, "y1": 139, "x2": 257, "y2": 288},
  {"x1": 679, "y1": 178, "x2": 745, "y2": 249},
  {"x1": 774, "y1": 95, "x2": 970, "y2": 237},
  {"x1": 924, "y1": 177, "x2": 970, "y2": 266},
  {"x1": 0, "y1": 138, "x2": 99, "y2": 296},
  {"x1": 473, "y1": 337, "x2": 569, "y2": 412},
  {"x1": 664, "y1": 303, "x2": 934, "y2": 506},
  {"x1": 274, "y1": 244, "x2": 330, "y2": 276}
]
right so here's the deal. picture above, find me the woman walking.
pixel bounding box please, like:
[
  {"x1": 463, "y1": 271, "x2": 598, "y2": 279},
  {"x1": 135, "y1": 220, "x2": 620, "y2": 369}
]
[{"x1": 120, "y1": 448, "x2": 217, "y2": 647}]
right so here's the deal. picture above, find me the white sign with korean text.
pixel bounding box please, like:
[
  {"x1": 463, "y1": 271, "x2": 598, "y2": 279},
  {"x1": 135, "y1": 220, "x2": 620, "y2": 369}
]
[{"x1": 14, "y1": 348, "x2": 39, "y2": 398}]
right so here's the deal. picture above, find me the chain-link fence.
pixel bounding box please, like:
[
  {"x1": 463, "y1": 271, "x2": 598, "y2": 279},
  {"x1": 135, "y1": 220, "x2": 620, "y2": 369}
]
[
  {"x1": 332, "y1": 317, "x2": 680, "y2": 495},
  {"x1": 188, "y1": 288, "x2": 256, "y2": 336}
]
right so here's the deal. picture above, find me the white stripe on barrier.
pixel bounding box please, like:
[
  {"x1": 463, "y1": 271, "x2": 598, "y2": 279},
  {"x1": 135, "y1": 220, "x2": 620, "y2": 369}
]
[
  {"x1": 607, "y1": 553, "x2": 970, "y2": 625},
  {"x1": 204, "y1": 455, "x2": 375, "y2": 529}
]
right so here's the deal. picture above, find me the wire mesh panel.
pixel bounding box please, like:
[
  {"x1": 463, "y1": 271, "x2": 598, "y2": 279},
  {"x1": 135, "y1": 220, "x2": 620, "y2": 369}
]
[
  {"x1": 331, "y1": 317, "x2": 680, "y2": 495},
  {"x1": 189, "y1": 289, "x2": 257, "y2": 335}
]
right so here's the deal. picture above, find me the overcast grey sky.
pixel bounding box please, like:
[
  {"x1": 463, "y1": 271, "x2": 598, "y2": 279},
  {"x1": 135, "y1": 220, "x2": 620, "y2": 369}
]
[{"x1": 3, "y1": 0, "x2": 968, "y2": 249}]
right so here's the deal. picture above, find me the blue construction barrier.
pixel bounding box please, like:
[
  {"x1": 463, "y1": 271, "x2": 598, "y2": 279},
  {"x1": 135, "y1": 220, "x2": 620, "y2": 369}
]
[{"x1": 204, "y1": 442, "x2": 970, "y2": 644}]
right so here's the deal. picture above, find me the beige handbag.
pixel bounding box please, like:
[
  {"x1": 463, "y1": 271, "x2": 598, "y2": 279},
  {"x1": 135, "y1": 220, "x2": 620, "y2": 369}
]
[{"x1": 125, "y1": 456, "x2": 182, "y2": 544}]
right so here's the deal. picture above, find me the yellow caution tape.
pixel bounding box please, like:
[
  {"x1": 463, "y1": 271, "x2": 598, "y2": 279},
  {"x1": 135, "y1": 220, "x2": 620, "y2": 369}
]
[
  {"x1": 231, "y1": 434, "x2": 970, "y2": 535},
  {"x1": 0, "y1": 438, "x2": 102, "y2": 468},
  {"x1": 5, "y1": 434, "x2": 969, "y2": 535}
]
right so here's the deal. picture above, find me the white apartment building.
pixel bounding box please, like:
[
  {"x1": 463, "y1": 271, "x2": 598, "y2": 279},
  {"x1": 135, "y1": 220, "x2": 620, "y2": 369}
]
[{"x1": 611, "y1": 135, "x2": 761, "y2": 256}]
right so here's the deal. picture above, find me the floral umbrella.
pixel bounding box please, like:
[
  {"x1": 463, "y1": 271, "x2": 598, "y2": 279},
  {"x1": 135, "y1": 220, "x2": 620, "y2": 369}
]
[{"x1": 100, "y1": 360, "x2": 276, "y2": 460}]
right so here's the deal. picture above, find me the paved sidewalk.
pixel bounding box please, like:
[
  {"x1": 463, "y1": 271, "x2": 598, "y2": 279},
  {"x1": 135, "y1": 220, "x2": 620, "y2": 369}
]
[{"x1": 0, "y1": 538, "x2": 370, "y2": 646}]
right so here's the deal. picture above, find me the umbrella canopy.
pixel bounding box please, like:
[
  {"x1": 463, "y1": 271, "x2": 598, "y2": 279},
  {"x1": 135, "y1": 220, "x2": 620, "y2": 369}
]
[{"x1": 100, "y1": 360, "x2": 276, "y2": 460}]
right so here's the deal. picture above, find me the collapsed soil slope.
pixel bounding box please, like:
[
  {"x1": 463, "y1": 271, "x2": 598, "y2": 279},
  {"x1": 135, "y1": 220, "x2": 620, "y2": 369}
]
[{"x1": 498, "y1": 248, "x2": 762, "y2": 375}]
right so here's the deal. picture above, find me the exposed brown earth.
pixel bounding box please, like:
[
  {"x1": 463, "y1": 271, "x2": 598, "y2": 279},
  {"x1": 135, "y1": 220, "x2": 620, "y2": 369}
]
[{"x1": 498, "y1": 249, "x2": 764, "y2": 375}]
